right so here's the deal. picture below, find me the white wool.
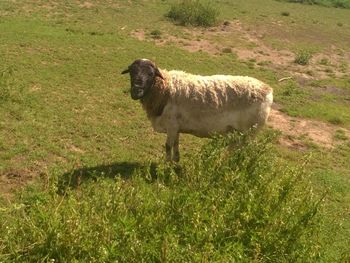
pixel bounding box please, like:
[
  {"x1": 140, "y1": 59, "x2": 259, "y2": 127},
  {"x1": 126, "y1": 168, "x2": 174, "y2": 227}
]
[{"x1": 141, "y1": 66, "x2": 273, "y2": 162}]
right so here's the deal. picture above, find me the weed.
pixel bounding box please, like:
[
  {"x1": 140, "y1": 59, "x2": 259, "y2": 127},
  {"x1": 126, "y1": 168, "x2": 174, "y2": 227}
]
[
  {"x1": 281, "y1": 11, "x2": 290, "y2": 16},
  {"x1": 294, "y1": 50, "x2": 312, "y2": 65},
  {"x1": 257, "y1": 60, "x2": 272, "y2": 66},
  {"x1": 166, "y1": 0, "x2": 220, "y2": 27},
  {"x1": 319, "y1": 58, "x2": 330, "y2": 66},
  {"x1": 306, "y1": 70, "x2": 314, "y2": 75},
  {"x1": 339, "y1": 61, "x2": 348, "y2": 73},
  {"x1": 0, "y1": 131, "x2": 325, "y2": 262},
  {"x1": 150, "y1": 29, "x2": 162, "y2": 39},
  {"x1": 221, "y1": 47, "x2": 232, "y2": 53}
]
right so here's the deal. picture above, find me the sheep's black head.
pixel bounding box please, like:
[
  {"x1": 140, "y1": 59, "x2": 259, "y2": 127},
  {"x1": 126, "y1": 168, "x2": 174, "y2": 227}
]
[{"x1": 121, "y1": 59, "x2": 164, "y2": 100}]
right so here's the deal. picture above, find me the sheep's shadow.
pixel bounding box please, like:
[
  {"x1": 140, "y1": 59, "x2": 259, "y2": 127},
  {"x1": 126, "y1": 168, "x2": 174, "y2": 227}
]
[{"x1": 58, "y1": 161, "x2": 158, "y2": 193}]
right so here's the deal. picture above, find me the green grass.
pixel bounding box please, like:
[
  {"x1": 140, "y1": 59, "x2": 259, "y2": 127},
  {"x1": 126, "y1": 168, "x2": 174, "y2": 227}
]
[
  {"x1": 0, "y1": 0, "x2": 349, "y2": 261},
  {"x1": 274, "y1": 80, "x2": 350, "y2": 126},
  {"x1": 0, "y1": 132, "x2": 326, "y2": 262}
]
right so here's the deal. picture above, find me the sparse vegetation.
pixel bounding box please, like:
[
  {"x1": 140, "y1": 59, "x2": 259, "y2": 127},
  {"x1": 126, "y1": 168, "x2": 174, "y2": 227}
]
[
  {"x1": 276, "y1": 0, "x2": 350, "y2": 9},
  {"x1": 294, "y1": 50, "x2": 312, "y2": 65},
  {"x1": 257, "y1": 60, "x2": 272, "y2": 66},
  {"x1": 334, "y1": 129, "x2": 348, "y2": 140},
  {"x1": 339, "y1": 61, "x2": 348, "y2": 73},
  {"x1": 319, "y1": 58, "x2": 331, "y2": 66},
  {"x1": 167, "y1": 0, "x2": 220, "y2": 27},
  {"x1": 150, "y1": 29, "x2": 162, "y2": 39},
  {"x1": 328, "y1": 116, "x2": 344, "y2": 125},
  {"x1": 221, "y1": 47, "x2": 232, "y2": 53}
]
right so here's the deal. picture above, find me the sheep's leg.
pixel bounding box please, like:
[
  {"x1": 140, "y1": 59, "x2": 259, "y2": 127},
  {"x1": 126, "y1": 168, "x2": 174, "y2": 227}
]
[
  {"x1": 165, "y1": 141, "x2": 172, "y2": 162},
  {"x1": 165, "y1": 130, "x2": 179, "y2": 162},
  {"x1": 173, "y1": 133, "x2": 180, "y2": 162}
]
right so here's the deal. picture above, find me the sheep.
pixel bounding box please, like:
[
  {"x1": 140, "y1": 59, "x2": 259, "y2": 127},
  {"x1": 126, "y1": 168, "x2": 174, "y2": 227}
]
[{"x1": 121, "y1": 58, "x2": 273, "y2": 162}]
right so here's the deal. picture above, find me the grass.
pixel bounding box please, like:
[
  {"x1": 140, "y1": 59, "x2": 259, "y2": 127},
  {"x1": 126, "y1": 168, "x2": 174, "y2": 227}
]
[
  {"x1": 0, "y1": 66, "x2": 16, "y2": 102},
  {"x1": 334, "y1": 129, "x2": 348, "y2": 140},
  {"x1": 0, "y1": 0, "x2": 349, "y2": 261},
  {"x1": 0, "y1": 131, "x2": 326, "y2": 261}
]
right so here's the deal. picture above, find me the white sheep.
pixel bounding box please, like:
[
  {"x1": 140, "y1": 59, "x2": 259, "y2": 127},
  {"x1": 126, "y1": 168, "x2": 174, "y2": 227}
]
[{"x1": 121, "y1": 59, "x2": 273, "y2": 162}]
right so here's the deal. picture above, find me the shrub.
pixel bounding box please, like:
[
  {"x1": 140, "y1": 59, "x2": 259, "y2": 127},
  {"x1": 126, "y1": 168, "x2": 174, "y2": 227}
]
[
  {"x1": 166, "y1": 0, "x2": 220, "y2": 27},
  {"x1": 281, "y1": 11, "x2": 290, "y2": 16},
  {"x1": 294, "y1": 50, "x2": 312, "y2": 65},
  {"x1": 150, "y1": 29, "x2": 162, "y2": 39},
  {"x1": 221, "y1": 47, "x2": 232, "y2": 53},
  {"x1": 0, "y1": 131, "x2": 324, "y2": 262}
]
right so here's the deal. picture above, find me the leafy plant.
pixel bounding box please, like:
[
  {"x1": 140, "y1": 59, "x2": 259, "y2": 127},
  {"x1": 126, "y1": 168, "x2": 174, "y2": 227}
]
[{"x1": 0, "y1": 131, "x2": 325, "y2": 262}]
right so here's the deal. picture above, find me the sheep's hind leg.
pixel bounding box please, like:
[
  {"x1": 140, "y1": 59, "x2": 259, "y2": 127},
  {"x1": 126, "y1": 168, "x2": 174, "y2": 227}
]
[
  {"x1": 173, "y1": 133, "x2": 180, "y2": 162},
  {"x1": 165, "y1": 142, "x2": 172, "y2": 162}
]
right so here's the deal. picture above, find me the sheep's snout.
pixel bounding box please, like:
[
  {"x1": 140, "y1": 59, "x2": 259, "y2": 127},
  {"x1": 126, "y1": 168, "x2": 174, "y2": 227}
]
[{"x1": 131, "y1": 85, "x2": 145, "y2": 100}]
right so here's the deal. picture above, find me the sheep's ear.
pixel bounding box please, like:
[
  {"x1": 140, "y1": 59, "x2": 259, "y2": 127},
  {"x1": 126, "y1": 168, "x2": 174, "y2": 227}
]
[
  {"x1": 155, "y1": 67, "x2": 164, "y2": 80},
  {"x1": 121, "y1": 68, "x2": 130, "y2": 74}
]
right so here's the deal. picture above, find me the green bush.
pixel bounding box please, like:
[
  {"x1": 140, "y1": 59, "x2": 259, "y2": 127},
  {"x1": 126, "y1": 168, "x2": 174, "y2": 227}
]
[
  {"x1": 166, "y1": 0, "x2": 220, "y2": 27},
  {"x1": 294, "y1": 50, "x2": 312, "y2": 65},
  {"x1": 150, "y1": 29, "x2": 162, "y2": 39},
  {"x1": 281, "y1": 11, "x2": 290, "y2": 16},
  {"x1": 0, "y1": 131, "x2": 324, "y2": 262}
]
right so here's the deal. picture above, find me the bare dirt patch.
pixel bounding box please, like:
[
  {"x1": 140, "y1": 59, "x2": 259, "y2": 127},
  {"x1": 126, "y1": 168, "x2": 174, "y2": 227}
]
[
  {"x1": 0, "y1": 169, "x2": 33, "y2": 200},
  {"x1": 79, "y1": 1, "x2": 94, "y2": 9},
  {"x1": 268, "y1": 107, "x2": 350, "y2": 150}
]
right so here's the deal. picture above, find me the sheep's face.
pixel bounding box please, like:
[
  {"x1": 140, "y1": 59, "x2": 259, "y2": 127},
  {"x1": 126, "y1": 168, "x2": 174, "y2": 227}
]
[{"x1": 121, "y1": 59, "x2": 164, "y2": 100}]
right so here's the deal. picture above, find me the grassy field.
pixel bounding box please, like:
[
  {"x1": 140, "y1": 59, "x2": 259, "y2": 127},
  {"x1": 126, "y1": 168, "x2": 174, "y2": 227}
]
[{"x1": 0, "y1": 0, "x2": 350, "y2": 261}]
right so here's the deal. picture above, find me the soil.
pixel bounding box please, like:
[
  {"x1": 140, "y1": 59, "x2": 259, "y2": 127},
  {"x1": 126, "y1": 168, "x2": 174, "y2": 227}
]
[
  {"x1": 268, "y1": 107, "x2": 350, "y2": 150},
  {"x1": 132, "y1": 20, "x2": 350, "y2": 80}
]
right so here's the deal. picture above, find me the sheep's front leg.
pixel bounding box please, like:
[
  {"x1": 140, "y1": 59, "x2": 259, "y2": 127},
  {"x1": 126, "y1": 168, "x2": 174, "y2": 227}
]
[{"x1": 165, "y1": 131, "x2": 180, "y2": 162}]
